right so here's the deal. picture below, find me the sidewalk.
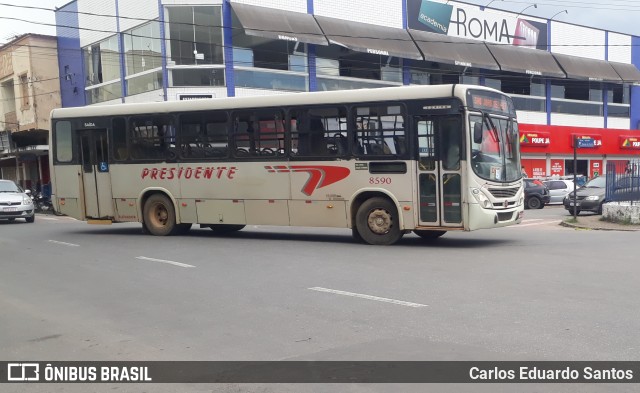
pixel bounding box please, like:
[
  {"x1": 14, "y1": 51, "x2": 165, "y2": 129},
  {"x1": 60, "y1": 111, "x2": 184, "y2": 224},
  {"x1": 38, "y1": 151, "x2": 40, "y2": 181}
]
[{"x1": 560, "y1": 214, "x2": 640, "y2": 231}]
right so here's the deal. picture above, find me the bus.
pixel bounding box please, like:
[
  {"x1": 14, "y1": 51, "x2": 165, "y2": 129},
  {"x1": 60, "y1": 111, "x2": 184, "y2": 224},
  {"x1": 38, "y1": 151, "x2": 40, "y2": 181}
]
[{"x1": 49, "y1": 84, "x2": 524, "y2": 245}]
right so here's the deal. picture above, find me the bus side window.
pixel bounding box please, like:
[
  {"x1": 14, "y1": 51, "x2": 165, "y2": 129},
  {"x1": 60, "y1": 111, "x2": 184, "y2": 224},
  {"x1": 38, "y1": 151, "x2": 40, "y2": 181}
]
[
  {"x1": 354, "y1": 105, "x2": 405, "y2": 157},
  {"x1": 129, "y1": 115, "x2": 174, "y2": 160},
  {"x1": 112, "y1": 117, "x2": 128, "y2": 160}
]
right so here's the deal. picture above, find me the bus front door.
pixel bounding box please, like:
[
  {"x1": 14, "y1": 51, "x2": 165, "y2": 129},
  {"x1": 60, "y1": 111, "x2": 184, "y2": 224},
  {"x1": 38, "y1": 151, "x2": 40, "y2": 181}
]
[
  {"x1": 416, "y1": 116, "x2": 463, "y2": 228},
  {"x1": 77, "y1": 129, "x2": 114, "y2": 219}
]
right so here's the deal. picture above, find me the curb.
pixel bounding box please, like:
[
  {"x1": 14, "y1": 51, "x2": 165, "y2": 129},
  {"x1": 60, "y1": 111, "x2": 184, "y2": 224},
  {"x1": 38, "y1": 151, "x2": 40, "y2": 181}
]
[{"x1": 560, "y1": 220, "x2": 640, "y2": 232}]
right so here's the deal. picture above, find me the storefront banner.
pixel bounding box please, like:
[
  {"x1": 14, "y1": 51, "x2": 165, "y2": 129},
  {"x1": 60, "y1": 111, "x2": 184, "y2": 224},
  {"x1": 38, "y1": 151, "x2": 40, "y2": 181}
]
[
  {"x1": 406, "y1": 0, "x2": 548, "y2": 48},
  {"x1": 571, "y1": 135, "x2": 602, "y2": 148},
  {"x1": 590, "y1": 160, "x2": 603, "y2": 178},
  {"x1": 619, "y1": 136, "x2": 640, "y2": 150},
  {"x1": 521, "y1": 159, "x2": 546, "y2": 178},
  {"x1": 520, "y1": 132, "x2": 550, "y2": 146},
  {"x1": 550, "y1": 159, "x2": 564, "y2": 176}
]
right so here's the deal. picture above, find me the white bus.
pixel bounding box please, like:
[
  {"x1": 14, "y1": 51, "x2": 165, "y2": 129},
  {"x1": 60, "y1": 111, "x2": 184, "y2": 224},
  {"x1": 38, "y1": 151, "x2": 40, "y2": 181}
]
[{"x1": 50, "y1": 84, "x2": 524, "y2": 245}]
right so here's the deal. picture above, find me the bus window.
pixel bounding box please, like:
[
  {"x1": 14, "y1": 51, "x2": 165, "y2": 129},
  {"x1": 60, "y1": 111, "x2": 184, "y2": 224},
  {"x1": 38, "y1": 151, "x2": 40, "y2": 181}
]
[
  {"x1": 130, "y1": 115, "x2": 176, "y2": 160},
  {"x1": 354, "y1": 105, "x2": 406, "y2": 157},
  {"x1": 233, "y1": 110, "x2": 285, "y2": 157},
  {"x1": 55, "y1": 121, "x2": 73, "y2": 163},
  {"x1": 290, "y1": 107, "x2": 348, "y2": 158},
  {"x1": 112, "y1": 117, "x2": 128, "y2": 160},
  {"x1": 179, "y1": 111, "x2": 229, "y2": 159}
]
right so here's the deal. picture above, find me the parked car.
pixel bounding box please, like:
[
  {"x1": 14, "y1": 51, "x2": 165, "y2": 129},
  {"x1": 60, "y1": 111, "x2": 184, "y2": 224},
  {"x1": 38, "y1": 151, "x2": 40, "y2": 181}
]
[
  {"x1": 562, "y1": 175, "x2": 624, "y2": 215},
  {"x1": 543, "y1": 179, "x2": 579, "y2": 204},
  {"x1": 524, "y1": 178, "x2": 550, "y2": 209},
  {"x1": 0, "y1": 179, "x2": 35, "y2": 223}
]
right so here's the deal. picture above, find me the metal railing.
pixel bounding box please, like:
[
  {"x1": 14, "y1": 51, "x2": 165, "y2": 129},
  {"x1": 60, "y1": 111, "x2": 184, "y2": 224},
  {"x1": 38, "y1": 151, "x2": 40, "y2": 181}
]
[{"x1": 606, "y1": 160, "x2": 640, "y2": 203}]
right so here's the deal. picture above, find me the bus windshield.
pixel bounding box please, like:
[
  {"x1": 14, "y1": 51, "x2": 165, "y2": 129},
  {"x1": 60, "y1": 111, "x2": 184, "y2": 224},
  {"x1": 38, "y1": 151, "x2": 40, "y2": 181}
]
[{"x1": 469, "y1": 114, "x2": 521, "y2": 183}]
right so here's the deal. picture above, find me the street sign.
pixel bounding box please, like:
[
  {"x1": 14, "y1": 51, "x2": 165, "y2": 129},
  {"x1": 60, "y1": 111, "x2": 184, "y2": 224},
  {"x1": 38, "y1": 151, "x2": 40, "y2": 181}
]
[{"x1": 577, "y1": 138, "x2": 595, "y2": 148}]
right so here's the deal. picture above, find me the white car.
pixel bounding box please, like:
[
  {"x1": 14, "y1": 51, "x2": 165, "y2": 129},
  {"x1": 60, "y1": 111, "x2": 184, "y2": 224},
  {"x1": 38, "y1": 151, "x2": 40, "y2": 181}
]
[
  {"x1": 543, "y1": 179, "x2": 579, "y2": 204},
  {"x1": 0, "y1": 179, "x2": 35, "y2": 223}
]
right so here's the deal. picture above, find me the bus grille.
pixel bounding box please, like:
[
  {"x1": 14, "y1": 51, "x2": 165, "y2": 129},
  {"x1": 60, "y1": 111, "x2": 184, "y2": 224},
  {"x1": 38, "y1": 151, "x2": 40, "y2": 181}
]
[
  {"x1": 497, "y1": 212, "x2": 514, "y2": 221},
  {"x1": 488, "y1": 187, "x2": 520, "y2": 198}
]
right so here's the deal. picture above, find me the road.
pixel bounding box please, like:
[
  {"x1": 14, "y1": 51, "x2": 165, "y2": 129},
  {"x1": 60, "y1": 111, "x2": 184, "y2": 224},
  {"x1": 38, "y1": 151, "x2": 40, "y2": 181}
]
[{"x1": 1, "y1": 206, "x2": 638, "y2": 392}]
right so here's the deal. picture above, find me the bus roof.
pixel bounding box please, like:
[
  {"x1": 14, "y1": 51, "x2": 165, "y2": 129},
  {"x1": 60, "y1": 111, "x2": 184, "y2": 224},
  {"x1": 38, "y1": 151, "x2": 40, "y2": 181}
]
[{"x1": 51, "y1": 84, "x2": 501, "y2": 119}]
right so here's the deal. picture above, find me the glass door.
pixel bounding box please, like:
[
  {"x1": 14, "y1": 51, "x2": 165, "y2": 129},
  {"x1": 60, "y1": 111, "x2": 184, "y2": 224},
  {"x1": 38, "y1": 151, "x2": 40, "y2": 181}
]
[{"x1": 416, "y1": 115, "x2": 463, "y2": 227}]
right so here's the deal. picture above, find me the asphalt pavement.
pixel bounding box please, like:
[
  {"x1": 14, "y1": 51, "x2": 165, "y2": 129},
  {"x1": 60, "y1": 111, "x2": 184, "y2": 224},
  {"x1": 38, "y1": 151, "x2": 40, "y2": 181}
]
[{"x1": 1, "y1": 209, "x2": 639, "y2": 392}]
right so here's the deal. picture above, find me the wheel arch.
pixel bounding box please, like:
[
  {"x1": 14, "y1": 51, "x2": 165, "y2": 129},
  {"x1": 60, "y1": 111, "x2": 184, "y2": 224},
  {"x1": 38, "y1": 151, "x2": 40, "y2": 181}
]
[
  {"x1": 348, "y1": 189, "x2": 404, "y2": 230},
  {"x1": 137, "y1": 188, "x2": 180, "y2": 223}
]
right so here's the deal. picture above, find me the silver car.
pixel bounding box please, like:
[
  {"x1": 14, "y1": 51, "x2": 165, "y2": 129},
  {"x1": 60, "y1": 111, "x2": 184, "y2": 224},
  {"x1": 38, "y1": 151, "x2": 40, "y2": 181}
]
[
  {"x1": 0, "y1": 179, "x2": 35, "y2": 223},
  {"x1": 543, "y1": 179, "x2": 579, "y2": 204}
]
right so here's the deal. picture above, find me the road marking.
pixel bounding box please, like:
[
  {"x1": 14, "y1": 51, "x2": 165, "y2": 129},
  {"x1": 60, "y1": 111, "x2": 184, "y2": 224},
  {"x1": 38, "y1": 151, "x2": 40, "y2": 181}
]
[
  {"x1": 522, "y1": 219, "x2": 544, "y2": 222},
  {"x1": 39, "y1": 216, "x2": 58, "y2": 221},
  {"x1": 517, "y1": 220, "x2": 562, "y2": 228},
  {"x1": 136, "y1": 256, "x2": 195, "y2": 268},
  {"x1": 48, "y1": 240, "x2": 80, "y2": 247},
  {"x1": 308, "y1": 287, "x2": 428, "y2": 308}
]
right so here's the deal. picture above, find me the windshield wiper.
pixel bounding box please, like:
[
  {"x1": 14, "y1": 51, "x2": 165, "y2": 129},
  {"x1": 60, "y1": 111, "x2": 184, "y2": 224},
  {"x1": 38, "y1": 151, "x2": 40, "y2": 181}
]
[{"x1": 483, "y1": 113, "x2": 500, "y2": 143}]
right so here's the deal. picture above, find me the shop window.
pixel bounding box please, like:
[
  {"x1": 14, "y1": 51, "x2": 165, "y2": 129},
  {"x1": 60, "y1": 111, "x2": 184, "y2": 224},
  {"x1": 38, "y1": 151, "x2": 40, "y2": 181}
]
[
  {"x1": 171, "y1": 69, "x2": 225, "y2": 87},
  {"x1": 83, "y1": 35, "x2": 120, "y2": 86},
  {"x1": 167, "y1": 6, "x2": 223, "y2": 66},
  {"x1": 127, "y1": 71, "x2": 163, "y2": 96},
  {"x1": 123, "y1": 21, "x2": 162, "y2": 77},
  {"x1": 610, "y1": 84, "x2": 630, "y2": 104}
]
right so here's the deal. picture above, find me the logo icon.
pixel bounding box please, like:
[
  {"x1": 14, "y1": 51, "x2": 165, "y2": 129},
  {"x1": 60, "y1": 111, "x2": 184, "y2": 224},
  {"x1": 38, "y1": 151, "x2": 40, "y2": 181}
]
[
  {"x1": 266, "y1": 165, "x2": 350, "y2": 196},
  {"x1": 7, "y1": 363, "x2": 40, "y2": 381},
  {"x1": 417, "y1": 0, "x2": 453, "y2": 34}
]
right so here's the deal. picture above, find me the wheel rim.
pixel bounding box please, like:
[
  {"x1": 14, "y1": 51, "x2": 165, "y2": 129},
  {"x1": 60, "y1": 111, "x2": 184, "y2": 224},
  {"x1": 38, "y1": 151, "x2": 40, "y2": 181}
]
[
  {"x1": 150, "y1": 202, "x2": 169, "y2": 227},
  {"x1": 367, "y1": 208, "x2": 392, "y2": 235}
]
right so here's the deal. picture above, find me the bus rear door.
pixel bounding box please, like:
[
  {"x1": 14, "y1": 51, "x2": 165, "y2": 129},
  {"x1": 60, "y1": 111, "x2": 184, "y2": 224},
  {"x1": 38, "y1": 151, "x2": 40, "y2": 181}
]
[
  {"x1": 77, "y1": 129, "x2": 114, "y2": 219},
  {"x1": 415, "y1": 115, "x2": 463, "y2": 228}
]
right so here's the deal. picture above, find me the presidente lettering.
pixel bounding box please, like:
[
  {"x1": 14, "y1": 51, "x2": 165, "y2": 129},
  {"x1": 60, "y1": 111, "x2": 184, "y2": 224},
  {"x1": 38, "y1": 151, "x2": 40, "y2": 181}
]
[{"x1": 141, "y1": 166, "x2": 237, "y2": 180}]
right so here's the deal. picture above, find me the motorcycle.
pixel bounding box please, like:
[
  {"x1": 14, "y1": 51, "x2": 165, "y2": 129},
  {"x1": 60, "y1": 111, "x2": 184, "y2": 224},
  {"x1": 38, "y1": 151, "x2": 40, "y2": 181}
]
[{"x1": 32, "y1": 190, "x2": 53, "y2": 213}]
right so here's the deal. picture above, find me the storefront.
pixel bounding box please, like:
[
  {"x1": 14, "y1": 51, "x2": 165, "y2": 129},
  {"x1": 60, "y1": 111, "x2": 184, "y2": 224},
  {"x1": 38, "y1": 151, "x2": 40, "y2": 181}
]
[{"x1": 520, "y1": 124, "x2": 640, "y2": 179}]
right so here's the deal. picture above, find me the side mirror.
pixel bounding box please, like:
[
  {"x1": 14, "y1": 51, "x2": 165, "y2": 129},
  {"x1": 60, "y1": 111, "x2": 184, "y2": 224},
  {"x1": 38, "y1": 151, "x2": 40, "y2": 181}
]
[
  {"x1": 473, "y1": 123, "x2": 483, "y2": 144},
  {"x1": 25, "y1": 189, "x2": 31, "y2": 195}
]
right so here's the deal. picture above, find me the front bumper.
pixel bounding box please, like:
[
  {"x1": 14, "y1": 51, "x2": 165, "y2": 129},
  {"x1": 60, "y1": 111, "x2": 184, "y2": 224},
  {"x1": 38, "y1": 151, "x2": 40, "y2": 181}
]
[
  {"x1": 563, "y1": 198, "x2": 602, "y2": 212},
  {"x1": 0, "y1": 204, "x2": 35, "y2": 219}
]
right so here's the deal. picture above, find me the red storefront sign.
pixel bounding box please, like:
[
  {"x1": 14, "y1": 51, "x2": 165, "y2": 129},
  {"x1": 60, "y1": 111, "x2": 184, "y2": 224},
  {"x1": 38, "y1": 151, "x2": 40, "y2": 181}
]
[
  {"x1": 570, "y1": 134, "x2": 603, "y2": 148},
  {"x1": 550, "y1": 159, "x2": 564, "y2": 176},
  {"x1": 619, "y1": 136, "x2": 640, "y2": 150},
  {"x1": 590, "y1": 160, "x2": 603, "y2": 178},
  {"x1": 520, "y1": 132, "x2": 550, "y2": 147},
  {"x1": 521, "y1": 159, "x2": 546, "y2": 178}
]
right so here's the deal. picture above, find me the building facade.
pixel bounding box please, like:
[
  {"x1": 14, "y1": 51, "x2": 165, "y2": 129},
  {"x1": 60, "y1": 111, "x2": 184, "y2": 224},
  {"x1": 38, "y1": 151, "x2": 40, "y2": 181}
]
[
  {"x1": 55, "y1": 0, "x2": 640, "y2": 178},
  {"x1": 0, "y1": 34, "x2": 61, "y2": 190}
]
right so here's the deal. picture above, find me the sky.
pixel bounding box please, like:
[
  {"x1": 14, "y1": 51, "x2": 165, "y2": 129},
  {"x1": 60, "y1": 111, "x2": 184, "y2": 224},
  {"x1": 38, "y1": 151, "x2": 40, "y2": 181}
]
[{"x1": 0, "y1": 0, "x2": 638, "y2": 44}]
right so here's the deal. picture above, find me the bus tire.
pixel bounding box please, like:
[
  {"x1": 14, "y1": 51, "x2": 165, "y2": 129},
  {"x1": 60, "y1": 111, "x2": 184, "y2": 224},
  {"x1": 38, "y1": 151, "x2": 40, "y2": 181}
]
[
  {"x1": 143, "y1": 194, "x2": 177, "y2": 236},
  {"x1": 351, "y1": 227, "x2": 365, "y2": 243},
  {"x1": 208, "y1": 224, "x2": 245, "y2": 234},
  {"x1": 413, "y1": 230, "x2": 445, "y2": 240},
  {"x1": 355, "y1": 197, "x2": 403, "y2": 245}
]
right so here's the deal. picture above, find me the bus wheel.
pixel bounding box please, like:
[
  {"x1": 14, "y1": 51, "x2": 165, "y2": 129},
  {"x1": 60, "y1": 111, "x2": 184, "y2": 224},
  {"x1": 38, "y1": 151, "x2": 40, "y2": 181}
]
[
  {"x1": 208, "y1": 224, "x2": 245, "y2": 234},
  {"x1": 355, "y1": 197, "x2": 403, "y2": 245},
  {"x1": 143, "y1": 194, "x2": 176, "y2": 236},
  {"x1": 413, "y1": 230, "x2": 445, "y2": 240},
  {"x1": 351, "y1": 228, "x2": 365, "y2": 243}
]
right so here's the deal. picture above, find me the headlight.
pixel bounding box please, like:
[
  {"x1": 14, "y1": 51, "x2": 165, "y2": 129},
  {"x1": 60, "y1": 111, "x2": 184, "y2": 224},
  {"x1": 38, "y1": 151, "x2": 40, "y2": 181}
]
[
  {"x1": 23, "y1": 197, "x2": 32, "y2": 205},
  {"x1": 471, "y1": 188, "x2": 492, "y2": 208},
  {"x1": 585, "y1": 195, "x2": 600, "y2": 201}
]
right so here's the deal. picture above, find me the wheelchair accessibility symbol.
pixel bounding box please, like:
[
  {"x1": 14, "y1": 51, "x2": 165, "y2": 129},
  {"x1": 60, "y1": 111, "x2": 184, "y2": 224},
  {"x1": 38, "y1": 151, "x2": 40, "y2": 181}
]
[{"x1": 99, "y1": 162, "x2": 109, "y2": 172}]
